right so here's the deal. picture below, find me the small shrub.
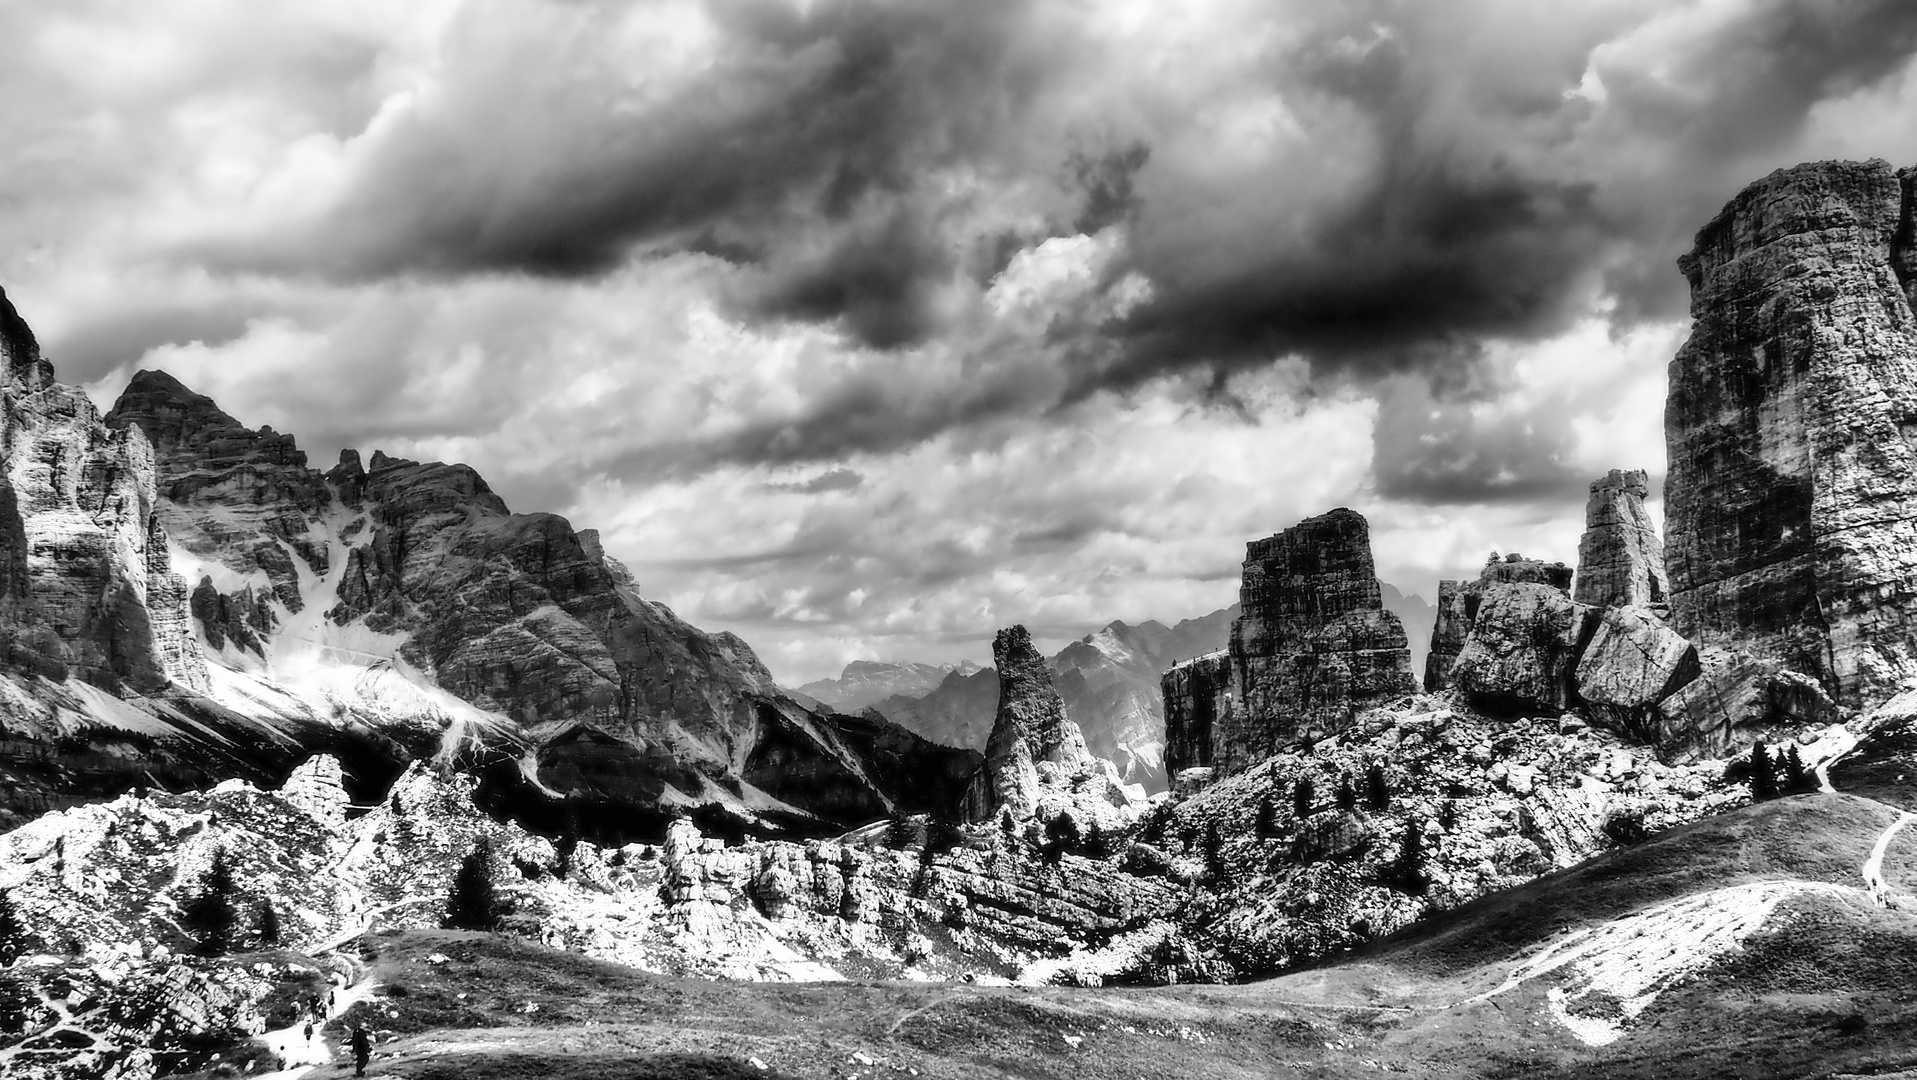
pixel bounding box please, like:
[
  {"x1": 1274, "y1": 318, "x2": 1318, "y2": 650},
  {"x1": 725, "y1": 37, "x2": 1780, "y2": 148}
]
[
  {"x1": 1365, "y1": 763, "x2": 1390, "y2": 812},
  {"x1": 1601, "y1": 811, "x2": 1651, "y2": 847}
]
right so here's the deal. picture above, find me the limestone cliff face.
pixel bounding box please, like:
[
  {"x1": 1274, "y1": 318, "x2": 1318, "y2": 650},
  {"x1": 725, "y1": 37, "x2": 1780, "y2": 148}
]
[
  {"x1": 1163, "y1": 509, "x2": 1415, "y2": 778},
  {"x1": 1665, "y1": 158, "x2": 1917, "y2": 710},
  {"x1": 1160, "y1": 651, "x2": 1230, "y2": 775},
  {"x1": 1575, "y1": 469, "x2": 1669, "y2": 611},
  {"x1": 0, "y1": 287, "x2": 206, "y2": 696}
]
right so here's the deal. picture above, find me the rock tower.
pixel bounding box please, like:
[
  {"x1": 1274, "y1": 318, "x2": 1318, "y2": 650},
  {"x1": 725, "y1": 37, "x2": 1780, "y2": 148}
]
[{"x1": 1664, "y1": 158, "x2": 1917, "y2": 710}]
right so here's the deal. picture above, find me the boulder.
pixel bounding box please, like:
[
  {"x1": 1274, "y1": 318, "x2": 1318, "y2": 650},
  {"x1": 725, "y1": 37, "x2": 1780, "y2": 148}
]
[
  {"x1": 1451, "y1": 583, "x2": 1595, "y2": 716},
  {"x1": 1426, "y1": 554, "x2": 1574, "y2": 691},
  {"x1": 1665, "y1": 158, "x2": 1917, "y2": 710},
  {"x1": 1653, "y1": 645, "x2": 1837, "y2": 761},
  {"x1": 1575, "y1": 606, "x2": 1700, "y2": 742}
]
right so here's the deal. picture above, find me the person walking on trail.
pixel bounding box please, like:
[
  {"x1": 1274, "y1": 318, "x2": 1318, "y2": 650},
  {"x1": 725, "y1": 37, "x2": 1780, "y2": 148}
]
[
  {"x1": 352, "y1": 1024, "x2": 372, "y2": 1077},
  {"x1": 304, "y1": 1019, "x2": 314, "y2": 1042}
]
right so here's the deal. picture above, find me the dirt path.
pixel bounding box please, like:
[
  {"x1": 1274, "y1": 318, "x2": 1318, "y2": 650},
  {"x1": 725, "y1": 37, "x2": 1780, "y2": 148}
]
[
  {"x1": 1863, "y1": 810, "x2": 1916, "y2": 905},
  {"x1": 254, "y1": 975, "x2": 382, "y2": 1078}
]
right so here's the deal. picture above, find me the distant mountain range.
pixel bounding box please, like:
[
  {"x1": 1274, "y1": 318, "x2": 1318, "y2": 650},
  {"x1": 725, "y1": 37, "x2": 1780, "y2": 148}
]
[
  {"x1": 803, "y1": 585, "x2": 1436, "y2": 794},
  {"x1": 794, "y1": 659, "x2": 984, "y2": 713}
]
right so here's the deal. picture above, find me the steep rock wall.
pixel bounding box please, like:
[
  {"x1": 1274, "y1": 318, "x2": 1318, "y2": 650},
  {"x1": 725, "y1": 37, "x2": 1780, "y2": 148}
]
[{"x1": 1665, "y1": 158, "x2": 1917, "y2": 710}]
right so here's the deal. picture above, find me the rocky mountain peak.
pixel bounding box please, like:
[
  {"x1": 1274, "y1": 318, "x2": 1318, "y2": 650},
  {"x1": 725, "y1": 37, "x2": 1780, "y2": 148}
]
[
  {"x1": 0, "y1": 285, "x2": 55, "y2": 392},
  {"x1": 1666, "y1": 157, "x2": 1917, "y2": 710}
]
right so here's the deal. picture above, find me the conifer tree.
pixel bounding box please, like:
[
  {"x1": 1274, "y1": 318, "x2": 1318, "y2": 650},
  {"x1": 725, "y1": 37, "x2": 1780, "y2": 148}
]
[
  {"x1": 1748, "y1": 742, "x2": 1778, "y2": 801},
  {"x1": 886, "y1": 810, "x2": 916, "y2": 849},
  {"x1": 1257, "y1": 795, "x2": 1280, "y2": 839},
  {"x1": 1083, "y1": 822, "x2": 1111, "y2": 860},
  {"x1": 1391, "y1": 818, "x2": 1428, "y2": 896},
  {"x1": 1043, "y1": 814, "x2": 1081, "y2": 864},
  {"x1": 256, "y1": 901, "x2": 282, "y2": 947},
  {"x1": 1203, "y1": 820, "x2": 1226, "y2": 881},
  {"x1": 1293, "y1": 776, "x2": 1316, "y2": 819},
  {"x1": 1337, "y1": 775, "x2": 1358, "y2": 812},
  {"x1": 927, "y1": 817, "x2": 966, "y2": 856},
  {"x1": 183, "y1": 848, "x2": 241, "y2": 956},
  {"x1": 0, "y1": 890, "x2": 25, "y2": 967},
  {"x1": 1782, "y1": 746, "x2": 1816, "y2": 794},
  {"x1": 443, "y1": 838, "x2": 502, "y2": 931},
  {"x1": 1365, "y1": 763, "x2": 1391, "y2": 812}
]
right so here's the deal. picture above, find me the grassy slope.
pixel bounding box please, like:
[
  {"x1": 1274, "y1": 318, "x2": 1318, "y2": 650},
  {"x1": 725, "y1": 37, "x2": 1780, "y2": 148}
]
[{"x1": 302, "y1": 794, "x2": 1917, "y2": 1080}]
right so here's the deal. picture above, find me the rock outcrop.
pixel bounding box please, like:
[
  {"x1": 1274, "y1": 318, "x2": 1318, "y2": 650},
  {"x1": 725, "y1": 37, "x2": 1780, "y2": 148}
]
[
  {"x1": 1426, "y1": 554, "x2": 1574, "y2": 692},
  {"x1": 1162, "y1": 510, "x2": 1415, "y2": 776},
  {"x1": 1161, "y1": 651, "x2": 1231, "y2": 776},
  {"x1": 1574, "y1": 469, "x2": 1670, "y2": 611},
  {"x1": 1665, "y1": 158, "x2": 1917, "y2": 711},
  {"x1": 962, "y1": 625, "x2": 1143, "y2": 824},
  {"x1": 1574, "y1": 606, "x2": 1700, "y2": 741},
  {"x1": 0, "y1": 288, "x2": 207, "y2": 695},
  {"x1": 1450, "y1": 582, "x2": 1595, "y2": 716}
]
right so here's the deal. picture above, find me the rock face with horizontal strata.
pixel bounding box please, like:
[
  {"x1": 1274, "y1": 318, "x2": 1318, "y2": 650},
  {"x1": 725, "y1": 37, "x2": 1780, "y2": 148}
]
[
  {"x1": 1575, "y1": 469, "x2": 1670, "y2": 611},
  {"x1": 1164, "y1": 509, "x2": 1415, "y2": 778},
  {"x1": 1665, "y1": 158, "x2": 1917, "y2": 711}
]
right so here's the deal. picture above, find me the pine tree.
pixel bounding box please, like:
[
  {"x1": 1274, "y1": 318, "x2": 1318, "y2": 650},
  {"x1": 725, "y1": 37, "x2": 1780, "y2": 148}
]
[
  {"x1": 1257, "y1": 795, "x2": 1280, "y2": 839},
  {"x1": 1203, "y1": 820, "x2": 1226, "y2": 881},
  {"x1": 1748, "y1": 742, "x2": 1778, "y2": 801},
  {"x1": 1390, "y1": 819, "x2": 1428, "y2": 896},
  {"x1": 1083, "y1": 822, "x2": 1112, "y2": 860},
  {"x1": 1293, "y1": 776, "x2": 1316, "y2": 819},
  {"x1": 0, "y1": 890, "x2": 25, "y2": 967},
  {"x1": 256, "y1": 901, "x2": 282, "y2": 948},
  {"x1": 927, "y1": 817, "x2": 966, "y2": 856},
  {"x1": 555, "y1": 809, "x2": 581, "y2": 878},
  {"x1": 886, "y1": 811, "x2": 916, "y2": 849},
  {"x1": 443, "y1": 838, "x2": 502, "y2": 931},
  {"x1": 1782, "y1": 746, "x2": 1816, "y2": 795},
  {"x1": 1337, "y1": 775, "x2": 1358, "y2": 812},
  {"x1": 1043, "y1": 814, "x2": 1081, "y2": 864},
  {"x1": 182, "y1": 847, "x2": 240, "y2": 957},
  {"x1": 1365, "y1": 763, "x2": 1391, "y2": 812}
]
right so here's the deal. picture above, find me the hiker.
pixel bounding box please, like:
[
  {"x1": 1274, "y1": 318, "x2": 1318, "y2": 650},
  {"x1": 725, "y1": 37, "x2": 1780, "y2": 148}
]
[
  {"x1": 352, "y1": 1024, "x2": 372, "y2": 1077},
  {"x1": 329, "y1": 989, "x2": 337, "y2": 1013},
  {"x1": 304, "y1": 1019, "x2": 314, "y2": 1042}
]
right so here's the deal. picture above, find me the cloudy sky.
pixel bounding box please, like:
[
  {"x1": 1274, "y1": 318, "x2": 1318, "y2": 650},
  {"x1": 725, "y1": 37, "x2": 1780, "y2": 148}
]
[{"x1": 5, "y1": 0, "x2": 1917, "y2": 682}]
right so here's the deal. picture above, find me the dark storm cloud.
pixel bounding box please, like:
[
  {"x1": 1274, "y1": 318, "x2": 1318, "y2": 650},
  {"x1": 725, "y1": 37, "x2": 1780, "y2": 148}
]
[
  {"x1": 1085, "y1": 0, "x2": 1917, "y2": 395},
  {"x1": 165, "y1": 0, "x2": 1917, "y2": 506},
  {"x1": 219, "y1": 0, "x2": 1067, "y2": 351}
]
